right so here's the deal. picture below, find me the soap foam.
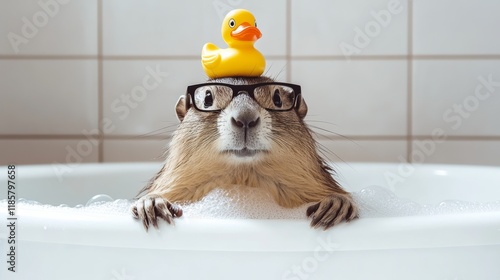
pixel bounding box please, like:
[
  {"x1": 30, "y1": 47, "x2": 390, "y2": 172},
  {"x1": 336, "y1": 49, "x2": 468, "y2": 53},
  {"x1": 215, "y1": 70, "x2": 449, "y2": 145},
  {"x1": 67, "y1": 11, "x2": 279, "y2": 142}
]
[
  {"x1": 353, "y1": 185, "x2": 500, "y2": 217},
  {"x1": 1, "y1": 186, "x2": 499, "y2": 219},
  {"x1": 352, "y1": 186, "x2": 423, "y2": 217},
  {"x1": 0, "y1": 197, "x2": 132, "y2": 217},
  {"x1": 179, "y1": 187, "x2": 311, "y2": 219}
]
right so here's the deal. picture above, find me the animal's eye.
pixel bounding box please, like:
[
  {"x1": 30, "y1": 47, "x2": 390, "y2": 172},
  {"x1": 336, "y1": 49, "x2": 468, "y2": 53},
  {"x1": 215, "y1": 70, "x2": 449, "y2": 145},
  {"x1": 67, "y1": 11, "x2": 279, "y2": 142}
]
[
  {"x1": 229, "y1": 19, "x2": 236, "y2": 28},
  {"x1": 204, "y1": 90, "x2": 214, "y2": 108},
  {"x1": 272, "y1": 89, "x2": 282, "y2": 108},
  {"x1": 255, "y1": 21, "x2": 257, "y2": 27}
]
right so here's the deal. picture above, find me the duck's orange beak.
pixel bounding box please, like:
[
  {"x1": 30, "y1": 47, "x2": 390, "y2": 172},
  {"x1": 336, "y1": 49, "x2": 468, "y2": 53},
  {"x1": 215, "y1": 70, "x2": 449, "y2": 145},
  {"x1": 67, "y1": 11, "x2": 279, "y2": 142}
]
[{"x1": 231, "y1": 22, "x2": 262, "y2": 41}]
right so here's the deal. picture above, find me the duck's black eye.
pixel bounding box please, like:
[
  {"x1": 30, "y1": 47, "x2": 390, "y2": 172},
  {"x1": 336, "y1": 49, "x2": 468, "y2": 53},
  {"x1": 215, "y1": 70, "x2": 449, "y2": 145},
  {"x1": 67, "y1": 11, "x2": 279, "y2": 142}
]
[
  {"x1": 229, "y1": 19, "x2": 236, "y2": 28},
  {"x1": 255, "y1": 21, "x2": 257, "y2": 27},
  {"x1": 204, "y1": 90, "x2": 214, "y2": 108},
  {"x1": 272, "y1": 89, "x2": 282, "y2": 108}
]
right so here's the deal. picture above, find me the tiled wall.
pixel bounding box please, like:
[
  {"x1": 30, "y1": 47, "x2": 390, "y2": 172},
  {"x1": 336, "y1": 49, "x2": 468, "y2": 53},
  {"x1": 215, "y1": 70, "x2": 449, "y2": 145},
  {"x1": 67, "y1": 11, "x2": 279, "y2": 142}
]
[{"x1": 1, "y1": 0, "x2": 499, "y2": 166}]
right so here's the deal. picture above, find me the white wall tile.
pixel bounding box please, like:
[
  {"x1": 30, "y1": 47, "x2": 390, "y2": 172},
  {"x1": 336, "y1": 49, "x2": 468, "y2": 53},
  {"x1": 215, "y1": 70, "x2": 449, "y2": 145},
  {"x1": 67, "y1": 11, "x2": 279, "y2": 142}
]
[
  {"x1": 291, "y1": 0, "x2": 408, "y2": 56},
  {"x1": 413, "y1": 60, "x2": 500, "y2": 136},
  {"x1": 102, "y1": 60, "x2": 200, "y2": 136},
  {"x1": 292, "y1": 60, "x2": 407, "y2": 136},
  {"x1": 103, "y1": 0, "x2": 286, "y2": 56},
  {"x1": 102, "y1": 59, "x2": 287, "y2": 136},
  {"x1": 103, "y1": 139, "x2": 166, "y2": 162},
  {"x1": 0, "y1": 59, "x2": 98, "y2": 135},
  {"x1": 318, "y1": 139, "x2": 407, "y2": 162},
  {"x1": 0, "y1": 0, "x2": 98, "y2": 55},
  {"x1": 414, "y1": 0, "x2": 500, "y2": 55},
  {"x1": 411, "y1": 140, "x2": 500, "y2": 166},
  {"x1": 0, "y1": 139, "x2": 98, "y2": 165}
]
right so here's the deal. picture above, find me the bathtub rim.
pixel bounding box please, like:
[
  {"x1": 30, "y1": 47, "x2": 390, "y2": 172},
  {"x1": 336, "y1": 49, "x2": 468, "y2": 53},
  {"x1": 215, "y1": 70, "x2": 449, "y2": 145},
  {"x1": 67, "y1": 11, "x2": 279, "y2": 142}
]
[{"x1": 2, "y1": 206, "x2": 499, "y2": 253}]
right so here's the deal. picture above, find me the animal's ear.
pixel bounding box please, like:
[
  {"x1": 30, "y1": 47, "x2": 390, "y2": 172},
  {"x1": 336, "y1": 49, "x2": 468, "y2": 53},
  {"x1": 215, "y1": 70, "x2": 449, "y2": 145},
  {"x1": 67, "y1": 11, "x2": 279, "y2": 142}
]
[
  {"x1": 175, "y1": 95, "x2": 190, "y2": 122},
  {"x1": 296, "y1": 95, "x2": 308, "y2": 119}
]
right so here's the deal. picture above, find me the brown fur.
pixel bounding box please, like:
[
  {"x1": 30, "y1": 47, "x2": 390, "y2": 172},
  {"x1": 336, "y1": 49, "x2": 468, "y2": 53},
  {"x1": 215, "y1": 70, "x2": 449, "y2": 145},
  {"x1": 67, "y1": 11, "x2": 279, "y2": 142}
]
[{"x1": 132, "y1": 76, "x2": 358, "y2": 230}]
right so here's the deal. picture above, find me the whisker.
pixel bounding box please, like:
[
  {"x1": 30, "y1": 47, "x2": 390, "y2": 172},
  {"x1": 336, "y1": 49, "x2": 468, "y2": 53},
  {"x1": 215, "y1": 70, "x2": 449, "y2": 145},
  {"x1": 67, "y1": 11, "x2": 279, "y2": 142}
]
[
  {"x1": 135, "y1": 125, "x2": 178, "y2": 137},
  {"x1": 129, "y1": 119, "x2": 208, "y2": 139},
  {"x1": 307, "y1": 125, "x2": 355, "y2": 143},
  {"x1": 314, "y1": 139, "x2": 356, "y2": 175},
  {"x1": 306, "y1": 120, "x2": 339, "y2": 126},
  {"x1": 273, "y1": 63, "x2": 287, "y2": 82},
  {"x1": 263, "y1": 63, "x2": 273, "y2": 77}
]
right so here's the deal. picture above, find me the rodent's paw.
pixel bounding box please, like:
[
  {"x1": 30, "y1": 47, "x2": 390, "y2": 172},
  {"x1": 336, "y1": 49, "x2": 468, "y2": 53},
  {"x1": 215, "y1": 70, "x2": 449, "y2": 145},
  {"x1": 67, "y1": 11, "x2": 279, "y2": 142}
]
[
  {"x1": 131, "y1": 194, "x2": 183, "y2": 231},
  {"x1": 306, "y1": 194, "x2": 358, "y2": 230}
]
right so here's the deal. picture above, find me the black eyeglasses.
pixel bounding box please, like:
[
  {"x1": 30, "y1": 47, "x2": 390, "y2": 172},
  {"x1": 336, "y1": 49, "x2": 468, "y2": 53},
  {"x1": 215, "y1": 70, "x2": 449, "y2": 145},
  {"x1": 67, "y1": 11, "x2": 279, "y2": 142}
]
[{"x1": 186, "y1": 82, "x2": 302, "y2": 112}]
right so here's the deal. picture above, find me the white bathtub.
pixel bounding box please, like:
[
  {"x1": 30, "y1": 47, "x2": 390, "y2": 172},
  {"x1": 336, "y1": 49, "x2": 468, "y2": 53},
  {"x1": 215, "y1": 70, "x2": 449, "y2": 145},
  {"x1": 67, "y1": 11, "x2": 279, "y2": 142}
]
[{"x1": 1, "y1": 162, "x2": 499, "y2": 280}]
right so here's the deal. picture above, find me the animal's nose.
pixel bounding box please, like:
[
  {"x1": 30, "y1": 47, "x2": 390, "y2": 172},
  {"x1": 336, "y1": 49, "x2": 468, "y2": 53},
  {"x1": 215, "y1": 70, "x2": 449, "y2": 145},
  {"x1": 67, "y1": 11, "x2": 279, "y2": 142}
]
[
  {"x1": 231, "y1": 114, "x2": 260, "y2": 129},
  {"x1": 229, "y1": 93, "x2": 261, "y2": 130}
]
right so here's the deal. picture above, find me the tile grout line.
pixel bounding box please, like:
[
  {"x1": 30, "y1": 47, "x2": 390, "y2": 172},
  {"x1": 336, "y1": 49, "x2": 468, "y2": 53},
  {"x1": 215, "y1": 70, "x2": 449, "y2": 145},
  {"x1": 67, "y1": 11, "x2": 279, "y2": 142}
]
[
  {"x1": 0, "y1": 135, "x2": 172, "y2": 140},
  {"x1": 406, "y1": 0, "x2": 414, "y2": 164},
  {"x1": 0, "y1": 54, "x2": 500, "y2": 61},
  {"x1": 285, "y1": 0, "x2": 292, "y2": 82},
  {"x1": 3, "y1": 134, "x2": 499, "y2": 141},
  {"x1": 97, "y1": 0, "x2": 104, "y2": 162},
  {"x1": 3, "y1": 54, "x2": 500, "y2": 60}
]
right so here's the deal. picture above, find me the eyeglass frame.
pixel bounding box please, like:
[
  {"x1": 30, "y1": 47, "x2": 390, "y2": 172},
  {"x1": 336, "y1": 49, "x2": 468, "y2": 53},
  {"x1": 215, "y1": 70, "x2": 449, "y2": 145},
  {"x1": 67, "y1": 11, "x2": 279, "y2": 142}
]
[{"x1": 185, "y1": 82, "x2": 302, "y2": 112}]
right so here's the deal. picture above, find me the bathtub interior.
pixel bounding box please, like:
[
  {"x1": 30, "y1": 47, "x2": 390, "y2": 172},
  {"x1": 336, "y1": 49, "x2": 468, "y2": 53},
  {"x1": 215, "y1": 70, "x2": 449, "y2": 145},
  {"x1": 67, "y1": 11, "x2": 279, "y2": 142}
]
[{"x1": 4, "y1": 162, "x2": 500, "y2": 207}]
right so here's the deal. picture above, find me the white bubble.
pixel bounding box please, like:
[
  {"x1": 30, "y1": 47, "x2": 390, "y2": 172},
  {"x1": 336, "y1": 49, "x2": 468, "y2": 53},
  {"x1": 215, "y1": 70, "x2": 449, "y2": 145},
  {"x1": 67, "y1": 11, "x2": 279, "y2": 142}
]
[
  {"x1": 15, "y1": 198, "x2": 42, "y2": 206},
  {"x1": 352, "y1": 185, "x2": 422, "y2": 217},
  {"x1": 85, "y1": 194, "x2": 114, "y2": 207}
]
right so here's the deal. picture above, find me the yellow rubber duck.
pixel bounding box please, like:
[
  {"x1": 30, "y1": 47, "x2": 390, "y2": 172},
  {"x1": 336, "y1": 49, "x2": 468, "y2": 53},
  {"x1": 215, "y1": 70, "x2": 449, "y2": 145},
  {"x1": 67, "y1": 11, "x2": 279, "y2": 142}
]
[{"x1": 202, "y1": 9, "x2": 265, "y2": 79}]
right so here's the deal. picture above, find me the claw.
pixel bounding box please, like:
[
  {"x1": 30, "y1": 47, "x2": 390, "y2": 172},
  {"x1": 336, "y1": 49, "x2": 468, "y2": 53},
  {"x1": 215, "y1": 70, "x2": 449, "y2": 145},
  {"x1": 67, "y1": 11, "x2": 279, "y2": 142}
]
[
  {"x1": 310, "y1": 199, "x2": 333, "y2": 228},
  {"x1": 306, "y1": 203, "x2": 319, "y2": 217},
  {"x1": 307, "y1": 194, "x2": 358, "y2": 230},
  {"x1": 131, "y1": 205, "x2": 139, "y2": 219},
  {"x1": 168, "y1": 203, "x2": 183, "y2": 217},
  {"x1": 153, "y1": 197, "x2": 173, "y2": 225},
  {"x1": 131, "y1": 194, "x2": 183, "y2": 231}
]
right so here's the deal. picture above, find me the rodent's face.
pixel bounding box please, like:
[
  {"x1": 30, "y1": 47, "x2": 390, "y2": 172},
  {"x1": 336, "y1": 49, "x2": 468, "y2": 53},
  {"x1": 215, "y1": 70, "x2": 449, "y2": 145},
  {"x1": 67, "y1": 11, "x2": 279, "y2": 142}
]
[
  {"x1": 176, "y1": 77, "x2": 308, "y2": 164},
  {"x1": 216, "y1": 91, "x2": 273, "y2": 163}
]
